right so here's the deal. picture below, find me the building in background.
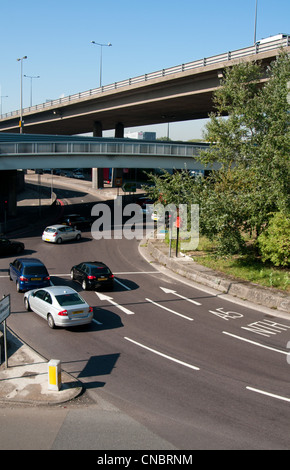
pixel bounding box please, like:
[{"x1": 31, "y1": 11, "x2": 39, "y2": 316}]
[{"x1": 125, "y1": 131, "x2": 156, "y2": 140}]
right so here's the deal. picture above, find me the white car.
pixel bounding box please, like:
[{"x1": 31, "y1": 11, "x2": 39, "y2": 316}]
[
  {"x1": 73, "y1": 172, "x2": 85, "y2": 179},
  {"x1": 24, "y1": 285, "x2": 93, "y2": 328},
  {"x1": 42, "y1": 225, "x2": 81, "y2": 244}
]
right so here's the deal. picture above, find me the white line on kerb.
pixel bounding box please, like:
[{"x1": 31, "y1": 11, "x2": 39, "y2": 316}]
[
  {"x1": 246, "y1": 387, "x2": 290, "y2": 403},
  {"x1": 223, "y1": 331, "x2": 288, "y2": 355},
  {"x1": 124, "y1": 337, "x2": 200, "y2": 370}
]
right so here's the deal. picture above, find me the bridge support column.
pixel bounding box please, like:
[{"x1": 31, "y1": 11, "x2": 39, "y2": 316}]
[
  {"x1": 92, "y1": 121, "x2": 103, "y2": 189},
  {"x1": 0, "y1": 170, "x2": 18, "y2": 232},
  {"x1": 112, "y1": 122, "x2": 124, "y2": 187}
]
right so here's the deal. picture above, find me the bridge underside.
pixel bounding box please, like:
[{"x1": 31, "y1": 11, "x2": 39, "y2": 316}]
[{"x1": 0, "y1": 83, "x2": 215, "y2": 135}]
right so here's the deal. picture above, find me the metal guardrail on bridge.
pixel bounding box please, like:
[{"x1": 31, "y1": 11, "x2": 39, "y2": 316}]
[
  {"x1": 1, "y1": 36, "x2": 289, "y2": 120},
  {"x1": 0, "y1": 137, "x2": 209, "y2": 158}
]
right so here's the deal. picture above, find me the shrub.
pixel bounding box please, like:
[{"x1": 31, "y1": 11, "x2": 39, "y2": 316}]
[{"x1": 257, "y1": 212, "x2": 290, "y2": 267}]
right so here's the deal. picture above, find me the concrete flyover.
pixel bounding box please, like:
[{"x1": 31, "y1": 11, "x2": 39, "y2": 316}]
[
  {"x1": 0, "y1": 133, "x2": 212, "y2": 171},
  {"x1": 0, "y1": 36, "x2": 289, "y2": 136}
]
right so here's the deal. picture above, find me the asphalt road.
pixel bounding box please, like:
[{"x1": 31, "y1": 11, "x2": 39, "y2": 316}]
[{"x1": 1, "y1": 182, "x2": 290, "y2": 450}]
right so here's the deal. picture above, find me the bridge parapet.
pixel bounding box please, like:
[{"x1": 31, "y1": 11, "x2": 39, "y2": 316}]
[{"x1": 1, "y1": 35, "x2": 289, "y2": 120}]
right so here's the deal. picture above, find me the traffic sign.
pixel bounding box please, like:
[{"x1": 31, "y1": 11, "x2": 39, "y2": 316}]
[
  {"x1": 0, "y1": 295, "x2": 10, "y2": 324},
  {"x1": 122, "y1": 182, "x2": 137, "y2": 193}
]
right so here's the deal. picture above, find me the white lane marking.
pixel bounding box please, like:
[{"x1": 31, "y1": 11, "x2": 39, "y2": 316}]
[
  {"x1": 114, "y1": 278, "x2": 131, "y2": 290},
  {"x1": 146, "y1": 298, "x2": 194, "y2": 321},
  {"x1": 223, "y1": 331, "x2": 288, "y2": 355},
  {"x1": 114, "y1": 271, "x2": 158, "y2": 275},
  {"x1": 124, "y1": 337, "x2": 200, "y2": 371},
  {"x1": 92, "y1": 318, "x2": 103, "y2": 325},
  {"x1": 95, "y1": 292, "x2": 135, "y2": 315},
  {"x1": 246, "y1": 387, "x2": 290, "y2": 403},
  {"x1": 160, "y1": 287, "x2": 201, "y2": 306}
]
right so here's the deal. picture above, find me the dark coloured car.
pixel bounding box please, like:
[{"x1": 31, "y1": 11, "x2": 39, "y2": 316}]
[
  {"x1": 60, "y1": 214, "x2": 93, "y2": 230},
  {"x1": 70, "y1": 261, "x2": 114, "y2": 291},
  {"x1": 136, "y1": 196, "x2": 154, "y2": 210},
  {"x1": 9, "y1": 257, "x2": 50, "y2": 293},
  {"x1": 0, "y1": 238, "x2": 24, "y2": 256}
]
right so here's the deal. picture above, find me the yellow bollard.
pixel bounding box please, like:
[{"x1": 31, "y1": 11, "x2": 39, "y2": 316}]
[{"x1": 48, "y1": 359, "x2": 61, "y2": 391}]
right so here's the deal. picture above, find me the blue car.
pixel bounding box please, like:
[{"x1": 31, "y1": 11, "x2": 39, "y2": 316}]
[{"x1": 9, "y1": 258, "x2": 51, "y2": 293}]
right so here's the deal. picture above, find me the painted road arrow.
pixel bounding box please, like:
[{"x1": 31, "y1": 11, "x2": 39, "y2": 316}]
[
  {"x1": 160, "y1": 287, "x2": 202, "y2": 306},
  {"x1": 95, "y1": 292, "x2": 135, "y2": 315}
]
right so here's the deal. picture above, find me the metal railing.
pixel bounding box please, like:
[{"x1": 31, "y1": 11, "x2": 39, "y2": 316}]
[
  {"x1": 1, "y1": 36, "x2": 289, "y2": 120},
  {"x1": 0, "y1": 139, "x2": 209, "y2": 158}
]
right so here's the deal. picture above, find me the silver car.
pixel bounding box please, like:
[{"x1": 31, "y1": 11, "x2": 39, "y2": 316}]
[
  {"x1": 42, "y1": 224, "x2": 81, "y2": 244},
  {"x1": 24, "y1": 286, "x2": 93, "y2": 328}
]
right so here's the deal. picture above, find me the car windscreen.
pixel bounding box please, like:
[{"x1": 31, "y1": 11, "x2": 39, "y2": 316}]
[
  {"x1": 23, "y1": 266, "x2": 48, "y2": 275},
  {"x1": 90, "y1": 267, "x2": 111, "y2": 275},
  {"x1": 56, "y1": 293, "x2": 86, "y2": 306},
  {"x1": 44, "y1": 227, "x2": 56, "y2": 232}
]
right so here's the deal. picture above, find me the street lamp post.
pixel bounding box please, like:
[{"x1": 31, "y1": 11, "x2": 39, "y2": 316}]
[
  {"x1": 17, "y1": 55, "x2": 27, "y2": 133},
  {"x1": 0, "y1": 95, "x2": 8, "y2": 116},
  {"x1": 24, "y1": 74, "x2": 40, "y2": 107},
  {"x1": 91, "y1": 41, "x2": 112, "y2": 87},
  {"x1": 254, "y1": 0, "x2": 258, "y2": 44}
]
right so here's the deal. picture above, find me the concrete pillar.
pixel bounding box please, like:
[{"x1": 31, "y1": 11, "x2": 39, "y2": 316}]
[
  {"x1": 115, "y1": 122, "x2": 124, "y2": 138},
  {"x1": 0, "y1": 170, "x2": 18, "y2": 221},
  {"x1": 112, "y1": 122, "x2": 124, "y2": 187},
  {"x1": 92, "y1": 121, "x2": 103, "y2": 189}
]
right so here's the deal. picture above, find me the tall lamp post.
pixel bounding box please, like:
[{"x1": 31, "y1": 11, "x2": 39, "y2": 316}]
[
  {"x1": 0, "y1": 95, "x2": 8, "y2": 116},
  {"x1": 91, "y1": 41, "x2": 112, "y2": 87},
  {"x1": 17, "y1": 55, "x2": 27, "y2": 133},
  {"x1": 254, "y1": 0, "x2": 258, "y2": 44},
  {"x1": 24, "y1": 74, "x2": 40, "y2": 107}
]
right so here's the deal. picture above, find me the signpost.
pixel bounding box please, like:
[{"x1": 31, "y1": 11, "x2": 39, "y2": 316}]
[
  {"x1": 122, "y1": 182, "x2": 137, "y2": 193},
  {"x1": 0, "y1": 295, "x2": 10, "y2": 368}
]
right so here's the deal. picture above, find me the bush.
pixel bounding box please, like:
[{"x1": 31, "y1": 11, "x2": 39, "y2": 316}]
[{"x1": 257, "y1": 212, "x2": 290, "y2": 267}]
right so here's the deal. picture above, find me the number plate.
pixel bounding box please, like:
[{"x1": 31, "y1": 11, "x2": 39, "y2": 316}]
[
  {"x1": 72, "y1": 310, "x2": 83, "y2": 315},
  {"x1": 31, "y1": 277, "x2": 41, "y2": 281},
  {"x1": 98, "y1": 277, "x2": 108, "y2": 281}
]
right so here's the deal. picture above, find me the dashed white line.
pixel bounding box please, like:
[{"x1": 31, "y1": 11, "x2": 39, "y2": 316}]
[
  {"x1": 246, "y1": 387, "x2": 290, "y2": 403},
  {"x1": 124, "y1": 337, "x2": 200, "y2": 370},
  {"x1": 145, "y1": 298, "x2": 194, "y2": 321},
  {"x1": 114, "y1": 278, "x2": 131, "y2": 290},
  {"x1": 223, "y1": 331, "x2": 288, "y2": 355}
]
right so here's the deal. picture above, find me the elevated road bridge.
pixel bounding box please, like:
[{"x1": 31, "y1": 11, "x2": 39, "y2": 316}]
[
  {"x1": 0, "y1": 35, "x2": 289, "y2": 136},
  {"x1": 0, "y1": 133, "x2": 210, "y2": 171}
]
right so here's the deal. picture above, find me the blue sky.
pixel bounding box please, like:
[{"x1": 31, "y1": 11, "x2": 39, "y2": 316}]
[{"x1": 1, "y1": 0, "x2": 289, "y2": 140}]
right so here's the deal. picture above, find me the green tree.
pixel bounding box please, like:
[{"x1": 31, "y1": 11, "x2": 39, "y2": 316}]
[
  {"x1": 198, "y1": 52, "x2": 290, "y2": 252},
  {"x1": 257, "y1": 212, "x2": 290, "y2": 267}
]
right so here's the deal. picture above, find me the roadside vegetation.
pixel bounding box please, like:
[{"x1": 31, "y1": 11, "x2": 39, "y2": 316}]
[{"x1": 145, "y1": 51, "x2": 290, "y2": 292}]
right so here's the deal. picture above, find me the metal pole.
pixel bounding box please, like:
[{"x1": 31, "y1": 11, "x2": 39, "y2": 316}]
[
  {"x1": 3, "y1": 319, "x2": 8, "y2": 368},
  {"x1": 91, "y1": 41, "x2": 112, "y2": 88},
  {"x1": 17, "y1": 56, "x2": 27, "y2": 133},
  {"x1": 20, "y1": 59, "x2": 23, "y2": 133},
  {"x1": 100, "y1": 45, "x2": 103, "y2": 88},
  {"x1": 254, "y1": 0, "x2": 258, "y2": 44}
]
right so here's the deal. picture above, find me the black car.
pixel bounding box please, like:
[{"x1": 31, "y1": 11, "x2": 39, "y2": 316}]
[
  {"x1": 70, "y1": 261, "x2": 114, "y2": 291},
  {"x1": 60, "y1": 214, "x2": 93, "y2": 230},
  {"x1": 0, "y1": 238, "x2": 25, "y2": 256}
]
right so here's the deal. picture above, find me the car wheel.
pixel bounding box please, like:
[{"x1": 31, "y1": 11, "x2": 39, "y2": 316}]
[
  {"x1": 70, "y1": 269, "x2": 74, "y2": 280},
  {"x1": 24, "y1": 297, "x2": 31, "y2": 311},
  {"x1": 56, "y1": 237, "x2": 62, "y2": 244},
  {"x1": 47, "y1": 314, "x2": 55, "y2": 329},
  {"x1": 82, "y1": 280, "x2": 87, "y2": 290},
  {"x1": 16, "y1": 282, "x2": 22, "y2": 293},
  {"x1": 76, "y1": 234, "x2": 81, "y2": 241}
]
